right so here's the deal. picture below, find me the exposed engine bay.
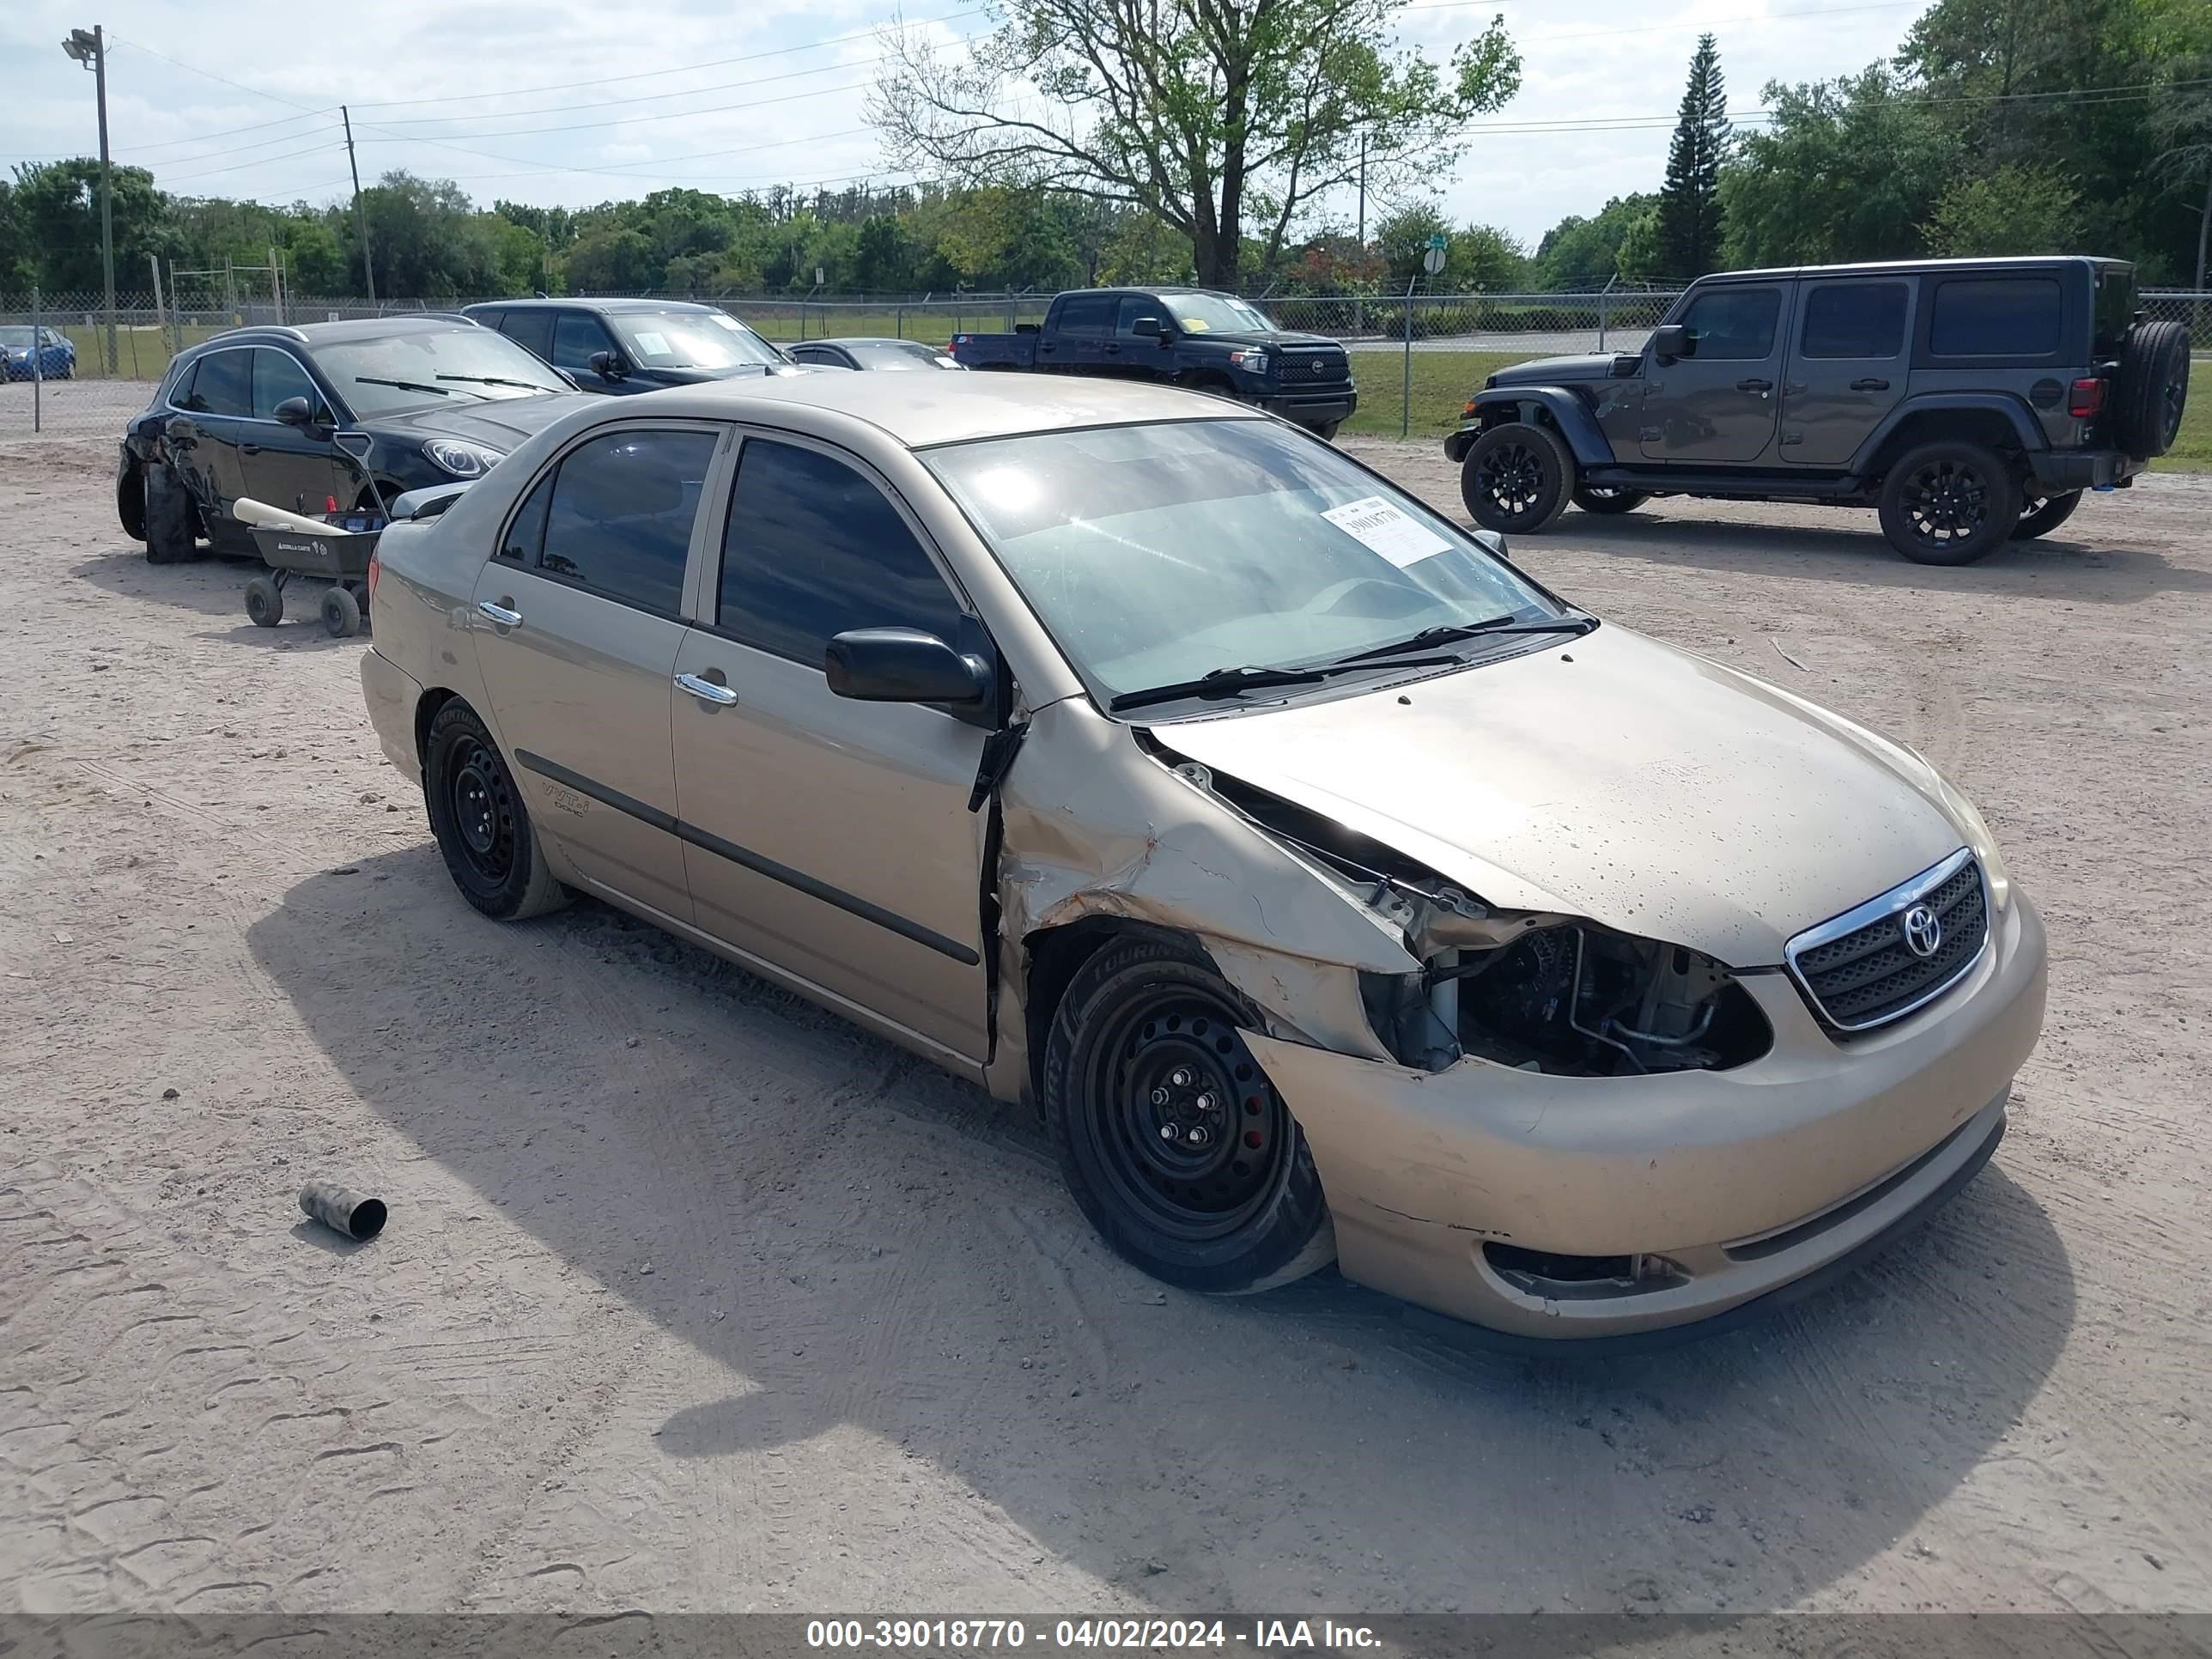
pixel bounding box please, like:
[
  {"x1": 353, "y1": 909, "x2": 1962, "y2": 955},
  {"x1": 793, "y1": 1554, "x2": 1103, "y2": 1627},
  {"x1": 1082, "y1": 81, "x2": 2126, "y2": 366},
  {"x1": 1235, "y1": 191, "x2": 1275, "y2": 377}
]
[{"x1": 1151, "y1": 744, "x2": 1772, "y2": 1077}]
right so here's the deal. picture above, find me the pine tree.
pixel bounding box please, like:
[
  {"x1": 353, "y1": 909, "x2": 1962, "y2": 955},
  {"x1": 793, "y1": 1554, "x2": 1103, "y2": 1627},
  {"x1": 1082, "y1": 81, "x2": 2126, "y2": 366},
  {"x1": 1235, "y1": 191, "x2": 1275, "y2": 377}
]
[{"x1": 1656, "y1": 34, "x2": 1729, "y2": 282}]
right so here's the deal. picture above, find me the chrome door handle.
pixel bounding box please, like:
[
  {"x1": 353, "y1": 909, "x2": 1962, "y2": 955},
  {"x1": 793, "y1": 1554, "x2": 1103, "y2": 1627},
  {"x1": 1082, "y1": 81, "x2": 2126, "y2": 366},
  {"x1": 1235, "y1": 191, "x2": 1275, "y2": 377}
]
[
  {"x1": 675, "y1": 672, "x2": 738, "y2": 706},
  {"x1": 477, "y1": 599, "x2": 522, "y2": 627}
]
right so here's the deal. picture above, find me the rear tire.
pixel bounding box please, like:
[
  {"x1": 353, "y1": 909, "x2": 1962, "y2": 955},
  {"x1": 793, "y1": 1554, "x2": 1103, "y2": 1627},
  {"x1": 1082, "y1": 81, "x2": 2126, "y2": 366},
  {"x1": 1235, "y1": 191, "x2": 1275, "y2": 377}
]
[
  {"x1": 1572, "y1": 485, "x2": 1651, "y2": 515},
  {"x1": 2112, "y1": 319, "x2": 2190, "y2": 459},
  {"x1": 1042, "y1": 935, "x2": 1334, "y2": 1295},
  {"x1": 1460, "y1": 422, "x2": 1574, "y2": 534},
  {"x1": 1877, "y1": 441, "x2": 2021, "y2": 566},
  {"x1": 143, "y1": 463, "x2": 197, "y2": 565},
  {"x1": 2013, "y1": 490, "x2": 2082, "y2": 542},
  {"x1": 422, "y1": 700, "x2": 569, "y2": 921}
]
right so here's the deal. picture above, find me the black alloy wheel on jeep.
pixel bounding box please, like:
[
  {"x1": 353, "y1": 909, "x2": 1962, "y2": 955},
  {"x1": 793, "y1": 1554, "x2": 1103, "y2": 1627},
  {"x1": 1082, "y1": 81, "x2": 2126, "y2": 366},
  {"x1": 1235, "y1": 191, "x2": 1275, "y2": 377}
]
[
  {"x1": 1877, "y1": 440, "x2": 2022, "y2": 566},
  {"x1": 1461, "y1": 422, "x2": 1574, "y2": 534}
]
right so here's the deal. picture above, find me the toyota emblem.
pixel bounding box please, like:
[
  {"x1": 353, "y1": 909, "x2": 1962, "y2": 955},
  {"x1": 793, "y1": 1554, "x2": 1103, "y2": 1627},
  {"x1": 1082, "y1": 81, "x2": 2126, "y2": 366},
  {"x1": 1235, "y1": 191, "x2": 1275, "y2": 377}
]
[{"x1": 1900, "y1": 903, "x2": 1942, "y2": 959}]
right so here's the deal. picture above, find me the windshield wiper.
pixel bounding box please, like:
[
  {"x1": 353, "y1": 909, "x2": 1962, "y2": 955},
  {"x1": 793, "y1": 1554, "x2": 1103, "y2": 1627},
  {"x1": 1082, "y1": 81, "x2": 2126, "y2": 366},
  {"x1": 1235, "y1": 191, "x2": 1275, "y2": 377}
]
[
  {"x1": 1330, "y1": 614, "x2": 1596, "y2": 665},
  {"x1": 353, "y1": 374, "x2": 487, "y2": 400},
  {"x1": 436, "y1": 374, "x2": 562, "y2": 393},
  {"x1": 1108, "y1": 654, "x2": 1462, "y2": 714}
]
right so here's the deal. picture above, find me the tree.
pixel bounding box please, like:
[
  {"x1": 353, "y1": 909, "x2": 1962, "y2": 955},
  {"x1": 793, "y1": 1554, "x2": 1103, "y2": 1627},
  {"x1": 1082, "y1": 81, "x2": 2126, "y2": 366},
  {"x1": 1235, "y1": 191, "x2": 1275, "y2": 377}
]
[
  {"x1": 1374, "y1": 201, "x2": 1449, "y2": 288},
  {"x1": 1530, "y1": 192, "x2": 1656, "y2": 290},
  {"x1": 1921, "y1": 164, "x2": 2083, "y2": 254},
  {"x1": 1655, "y1": 33, "x2": 1728, "y2": 282},
  {"x1": 1444, "y1": 223, "x2": 1528, "y2": 291},
  {"x1": 11, "y1": 160, "x2": 168, "y2": 294},
  {"x1": 871, "y1": 0, "x2": 1521, "y2": 288}
]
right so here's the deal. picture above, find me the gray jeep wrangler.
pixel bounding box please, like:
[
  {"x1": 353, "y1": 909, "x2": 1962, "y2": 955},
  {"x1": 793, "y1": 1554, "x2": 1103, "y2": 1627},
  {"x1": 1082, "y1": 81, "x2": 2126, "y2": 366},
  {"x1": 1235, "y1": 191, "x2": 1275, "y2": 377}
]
[{"x1": 1448, "y1": 256, "x2": 2190, "y2": 565}]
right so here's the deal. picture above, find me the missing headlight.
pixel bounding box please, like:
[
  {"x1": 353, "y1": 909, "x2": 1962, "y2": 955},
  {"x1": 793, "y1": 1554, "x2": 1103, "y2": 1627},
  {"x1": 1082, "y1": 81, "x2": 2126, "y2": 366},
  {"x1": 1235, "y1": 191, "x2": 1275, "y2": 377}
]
[{"x1": 1448, "y1": 925, "x2": 1771, "y2": 1076}]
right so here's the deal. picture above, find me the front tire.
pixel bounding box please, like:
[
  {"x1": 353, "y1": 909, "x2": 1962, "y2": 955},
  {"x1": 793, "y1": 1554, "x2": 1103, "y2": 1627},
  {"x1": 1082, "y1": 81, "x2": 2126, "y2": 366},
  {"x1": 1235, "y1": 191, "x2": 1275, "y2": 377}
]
[
  {"x1": 1042, "y1": 935, "x2": 1334, "y2": 1295},
  {"x1": 2013, "y1": 490, "x2": 2082, "y2": 542},
  {"x1": 1460, "y1": 422, "x2": 1573, "y2": 534},
  {"x1": 143, "y1": 463, "x2": 198, "y2": 564},
  {"x1": 422, "y1": 701, "x2": 569, "y2": 921},
  {"x1": 1878, "y1": 441, "x2": 2021, "y2": 566},
  {"x1": 1572, "y1": 484, "x2": 1651, "y2": 515}
]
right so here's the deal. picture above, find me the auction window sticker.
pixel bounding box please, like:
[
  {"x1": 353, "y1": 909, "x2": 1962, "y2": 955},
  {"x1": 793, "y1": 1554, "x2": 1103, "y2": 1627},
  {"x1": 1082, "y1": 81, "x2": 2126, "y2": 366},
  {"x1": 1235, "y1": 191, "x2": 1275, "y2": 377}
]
[{"x1": 1321, "y1": 495, "x2": 1454, "y2": 567}]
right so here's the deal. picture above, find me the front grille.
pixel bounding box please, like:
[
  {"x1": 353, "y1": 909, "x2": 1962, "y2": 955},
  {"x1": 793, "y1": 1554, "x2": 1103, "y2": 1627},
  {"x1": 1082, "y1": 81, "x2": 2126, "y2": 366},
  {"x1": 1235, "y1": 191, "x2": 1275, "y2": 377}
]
[
  {"x1": 1786, "y1": 852, "x2": 1989, "y2": 1032},
  {"x1": 1278, "y1": 351, "x2": 1348, "y2": 384}
]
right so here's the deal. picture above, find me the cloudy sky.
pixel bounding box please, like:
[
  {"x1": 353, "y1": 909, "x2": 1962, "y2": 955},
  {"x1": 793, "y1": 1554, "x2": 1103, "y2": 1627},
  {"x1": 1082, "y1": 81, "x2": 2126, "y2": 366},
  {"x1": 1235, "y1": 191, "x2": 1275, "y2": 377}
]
[{"x1": 3, "y1": 0, "x2": 1917, "y2": 252}]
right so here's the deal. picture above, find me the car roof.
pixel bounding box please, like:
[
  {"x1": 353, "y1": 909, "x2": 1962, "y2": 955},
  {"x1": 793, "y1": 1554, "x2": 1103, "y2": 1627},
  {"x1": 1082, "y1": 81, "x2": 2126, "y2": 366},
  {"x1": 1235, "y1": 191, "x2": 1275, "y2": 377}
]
[
  {"x1": 1699, "y1": 254, "x2": 2133, "y2": 282},
  {"x1": 805, "y1": 337, "x2": 933, "y2": 349},
  {"x1": 588, "y1": 371, "x2": 1263, "y2": 448},
  {"x1": 198, "y1": 316, "x2": 481, "y2": 350},
  {"x1": 464, "y1": 297, "x2": 723, "y2": 315}
]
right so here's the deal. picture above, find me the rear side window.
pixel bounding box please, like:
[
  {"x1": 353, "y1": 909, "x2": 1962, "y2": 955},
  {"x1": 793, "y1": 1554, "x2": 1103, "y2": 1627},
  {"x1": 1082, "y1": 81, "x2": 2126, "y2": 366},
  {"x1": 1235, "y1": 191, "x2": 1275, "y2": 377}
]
[
  {"x1": 715, "y1": 438, "x2": 965, "y2": 666},
  {"x1": 1678, "y1": 286, "x2": 1782, "y2": 361},
  {"x1": 1799, "y1": 282, "x2": 1908, "y2": 359},
  {"x1": 529, "y1": 428, "x2": 716, "y2": 614},
  {"x1": 1929, "y1": 277, "x2": 2061, "y2": 357},
  {"x1": 252, "y1": 349, "x2": 319, "y2": 419},
  {"x1": 501, "y1": 309, "x2": 556, "y2": 362},
  {"x1": 2093, "y1": 268, "x2": 2136, "y2": 358},
  {"x1": 1054, "y1": 294, "x2": 1115, "y2": 337},
  {"x1": 179, "y1": 349, "x2": 252, "y2": 417}
]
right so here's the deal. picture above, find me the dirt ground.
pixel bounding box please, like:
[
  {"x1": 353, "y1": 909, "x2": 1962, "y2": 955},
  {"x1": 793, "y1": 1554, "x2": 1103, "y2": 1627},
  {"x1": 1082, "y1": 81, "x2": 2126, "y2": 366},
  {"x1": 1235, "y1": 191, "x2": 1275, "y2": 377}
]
[{"x1": 3, "y1": 421, "x2": 2208, "y2": 1618}]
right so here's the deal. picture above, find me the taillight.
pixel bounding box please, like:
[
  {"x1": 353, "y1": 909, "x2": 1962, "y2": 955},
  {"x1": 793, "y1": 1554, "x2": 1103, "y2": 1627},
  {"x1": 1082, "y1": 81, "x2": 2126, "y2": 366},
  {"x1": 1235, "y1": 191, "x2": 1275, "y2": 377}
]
[
  {"x1": 2068, "y1": 377, "x2": 2106, "y2": 419},
  {"x1": 366, "y1": 550, "x2": 380, "y2": 603}
]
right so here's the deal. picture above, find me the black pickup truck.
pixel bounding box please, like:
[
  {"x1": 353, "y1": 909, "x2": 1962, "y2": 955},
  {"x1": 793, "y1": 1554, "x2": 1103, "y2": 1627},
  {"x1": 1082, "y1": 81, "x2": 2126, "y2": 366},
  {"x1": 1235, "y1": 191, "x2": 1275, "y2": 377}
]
[{"x1": 949, "y1": 287, "x2": 1358, "y2": 437}]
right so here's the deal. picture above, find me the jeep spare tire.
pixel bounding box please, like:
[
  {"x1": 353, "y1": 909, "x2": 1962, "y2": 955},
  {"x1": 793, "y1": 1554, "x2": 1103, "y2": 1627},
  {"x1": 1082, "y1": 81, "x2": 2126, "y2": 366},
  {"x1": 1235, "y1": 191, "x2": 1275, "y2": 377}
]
[
  {"x1": 1461, "y1": 422, "x2": 1574, "y2": 534},
  {"x1": 2112, "y1": 319, "x2": 2190, "y2": 459}
]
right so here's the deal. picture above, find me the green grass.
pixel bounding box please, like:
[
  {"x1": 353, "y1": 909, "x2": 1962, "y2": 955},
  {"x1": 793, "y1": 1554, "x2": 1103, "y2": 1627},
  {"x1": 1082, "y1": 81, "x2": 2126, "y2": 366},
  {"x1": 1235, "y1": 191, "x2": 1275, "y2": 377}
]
[{"x1": 1340, "y1": 349, "x2": 1525, "y2": 441}]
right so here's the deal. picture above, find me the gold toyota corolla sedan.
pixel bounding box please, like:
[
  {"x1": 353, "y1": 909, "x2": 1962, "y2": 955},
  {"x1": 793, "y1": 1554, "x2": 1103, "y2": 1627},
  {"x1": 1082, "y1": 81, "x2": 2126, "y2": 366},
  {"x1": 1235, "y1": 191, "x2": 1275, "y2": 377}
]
[{"x1": 359, "y1": 373, "x2": 2045, "y2": 1348}]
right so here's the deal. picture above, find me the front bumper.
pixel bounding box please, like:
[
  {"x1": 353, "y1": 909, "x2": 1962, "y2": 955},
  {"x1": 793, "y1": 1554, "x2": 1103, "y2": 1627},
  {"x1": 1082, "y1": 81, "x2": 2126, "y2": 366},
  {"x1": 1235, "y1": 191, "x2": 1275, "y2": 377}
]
[
  {"x1": 1244, "y1": 890, "x2": 2046, "y2": 1343},
  {"x1": 361, "y1": 647, "x2": 426, "y2": 787},
  {"x1": 2029, "y1": 448, "x2": 2141, "y2": 491},
  {"x1": 1258, "y1": 388, "x2": 1358, "y2": 428}
]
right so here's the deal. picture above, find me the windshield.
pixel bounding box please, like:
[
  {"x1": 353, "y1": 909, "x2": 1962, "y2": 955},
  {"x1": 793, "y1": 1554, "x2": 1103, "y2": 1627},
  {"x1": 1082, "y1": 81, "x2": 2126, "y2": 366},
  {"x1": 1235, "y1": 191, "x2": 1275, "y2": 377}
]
[
  {"x1": 0, "y1": 327, "x2": 52, "y2": 348},
  {"x1": 1163, "y1": 294, "x2": 1274, "y2": 334},
  {"x1": 849, "y1": 339, "x2": 959, "y2": 370},
  {"x1": 614, "y1": 311, "x2": 784, "y2": 370},
  {"x1": 926, "y1": 419, "x2": 1565, "y2": 708},
  {"x1": 316, "y1": 327, "x2": 568, "y2": 416}
]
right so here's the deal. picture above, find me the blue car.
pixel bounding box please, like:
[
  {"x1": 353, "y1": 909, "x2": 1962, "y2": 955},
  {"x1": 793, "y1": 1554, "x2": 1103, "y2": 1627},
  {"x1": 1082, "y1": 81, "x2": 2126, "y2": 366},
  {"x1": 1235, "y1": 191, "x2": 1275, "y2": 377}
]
[{"x1": 2, "y1": 325, "x2": 76, "y2": 380}]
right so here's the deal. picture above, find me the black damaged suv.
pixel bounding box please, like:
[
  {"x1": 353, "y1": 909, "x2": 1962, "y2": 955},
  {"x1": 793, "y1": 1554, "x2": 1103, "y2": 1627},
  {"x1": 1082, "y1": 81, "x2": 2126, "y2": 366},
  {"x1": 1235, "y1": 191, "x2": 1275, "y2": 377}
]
[{"x1": 1449, "y1": 256, "x2": 2190, "y2": 564}]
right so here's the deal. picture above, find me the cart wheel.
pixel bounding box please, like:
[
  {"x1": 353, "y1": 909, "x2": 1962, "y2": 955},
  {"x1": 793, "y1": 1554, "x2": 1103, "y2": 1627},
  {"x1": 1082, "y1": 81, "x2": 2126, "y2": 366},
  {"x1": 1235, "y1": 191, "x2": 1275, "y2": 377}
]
[
  {"x1": 245, "y1": 574, "x2": 283, "y2": 628},
  {"x1": 320, "y1": 585, "x2": 362, "y2": 639}
]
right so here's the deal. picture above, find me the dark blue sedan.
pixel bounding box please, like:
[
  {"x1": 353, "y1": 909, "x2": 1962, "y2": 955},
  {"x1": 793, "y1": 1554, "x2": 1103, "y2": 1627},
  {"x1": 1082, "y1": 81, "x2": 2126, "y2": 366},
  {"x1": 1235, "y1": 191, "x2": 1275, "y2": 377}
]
[{"x1": 2, "y1": 325, "x2": 76, "y2": 380}]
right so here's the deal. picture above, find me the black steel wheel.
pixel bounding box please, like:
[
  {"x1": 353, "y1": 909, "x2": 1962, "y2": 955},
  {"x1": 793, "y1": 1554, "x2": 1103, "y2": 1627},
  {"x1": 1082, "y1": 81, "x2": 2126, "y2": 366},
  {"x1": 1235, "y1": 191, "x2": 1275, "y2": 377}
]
[
  {"x1": 1572, "y1": 484, "x2": 1651, "y2": 515},
  {"x1": 2012, "y1": 490, "x2": 2082, "y2": 542},
  {"x1": 1460, "y1": 422, "x2": 1572, "y2": 534},
  {"x1": 422, "y1": 700, "x2": 568, "y2": 921},
  {"x1": 1043, "y1": 935, "x2": 1334, "y2": 1293},
  {"x1": 1877, "y1": 441, "x2": 2021, "y2": 567}
]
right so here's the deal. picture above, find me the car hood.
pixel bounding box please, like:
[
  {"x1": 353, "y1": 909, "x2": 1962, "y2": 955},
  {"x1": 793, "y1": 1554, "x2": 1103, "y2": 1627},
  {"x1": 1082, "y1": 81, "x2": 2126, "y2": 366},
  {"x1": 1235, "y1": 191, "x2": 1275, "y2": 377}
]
[
  {"x1": 1186, "y1": 329, "x2": 1344, "y2": 350},
  {"x1": 1485, "y1": 352, "x2": 1619, "y2": 386},
  {"x1": 375, "y1": 392, "x2": 597, "y2": 452},
  {"x1": 630, "y1": 362, "x2": 811, "y2": 386},
  {"x1": 1154, "y1": 624, "x2": 1966, "y2": 967}
]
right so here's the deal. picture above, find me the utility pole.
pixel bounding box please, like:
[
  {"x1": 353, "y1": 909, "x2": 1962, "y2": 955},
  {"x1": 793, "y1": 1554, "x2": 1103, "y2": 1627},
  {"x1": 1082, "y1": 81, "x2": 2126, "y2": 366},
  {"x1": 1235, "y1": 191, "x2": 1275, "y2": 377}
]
[
  {"x1": 62, "y1": 24, "x2": 117, "y2": 375},
  {"x1": 1356, "y1": 134, "x2": 1368, "y2": 246},
  {"x1": 342, "y1": 105, "x2": 376, "y2": 305}
]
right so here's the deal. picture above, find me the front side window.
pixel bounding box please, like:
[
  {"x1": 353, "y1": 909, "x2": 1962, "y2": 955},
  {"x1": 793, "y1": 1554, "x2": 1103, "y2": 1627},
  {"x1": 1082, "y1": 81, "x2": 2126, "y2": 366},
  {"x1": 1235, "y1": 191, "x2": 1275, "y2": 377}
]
[
  {"x1": 1929, "y1": 277, "x2": 2062, "y2": 357},
  {"x1": 925, "y1": 418, "x2": 1565, "y2": 707},
  {"x1": 716, "y1": 438, "x2": 965, "y2": 665},
  {"x1": 613, "y1": 311, "x2": 784, "y2": 369},
  {"x1": 1116, "y1": 296, "x2": 1169, "y2": 337},
  {"x1": 179, "y1": 349, "x2": 252, "y2": 417},
  {"x1": 252, "y1": 349, "x2": 320, "y2": 419},
  {"x1": 551, "y1": 313, "x2": 615, "y2": 372},
  {"x1": 532, "y1": 429, "x2": 717, "y2": 614},
  {"x1": 1678, "y1": 286, "x2": 1783, "y2": 361},
  {"x1": 1799, "y1": 282, "x2": 1908, "y2": 359}
]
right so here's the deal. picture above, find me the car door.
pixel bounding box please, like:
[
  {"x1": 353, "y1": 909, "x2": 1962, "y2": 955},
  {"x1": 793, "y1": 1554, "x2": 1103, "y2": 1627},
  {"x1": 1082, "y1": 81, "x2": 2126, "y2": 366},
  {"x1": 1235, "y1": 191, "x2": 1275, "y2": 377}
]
[
  {"x1": 1780, "y1": 277, "x2": 1913, "y2": 466},
  {"x1": 1046, "y1": 292, "x2": 1114, "y2": 374},
  {"x1": 469, "y1": 422, "x2": 729, "y2": 925},
  {"x1": 669, "y1": 431, "x2": 992, "y2": 1062},
  {"x1": 240, "y1": 346, "x2": 343, "y2": 515},
  {"x1": 551, "y1": 312, "x2": 629, "y2": 393},
  {"x1": 165, "y1": 347, "x2": 256, "y2": 536},
  {"x1": 1640, "y1": 283, "x2": 1790, "y2": 463},
  {"x1": 1111, "y1": 295, "x2": 1170, "y2": 379}
]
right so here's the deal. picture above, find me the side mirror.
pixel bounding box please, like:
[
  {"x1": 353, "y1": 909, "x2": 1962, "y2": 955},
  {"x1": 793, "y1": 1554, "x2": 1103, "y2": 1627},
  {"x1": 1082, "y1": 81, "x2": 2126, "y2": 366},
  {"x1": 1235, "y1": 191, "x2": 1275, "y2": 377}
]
[
  {"x1": 1651, "y1": 324, "x2": 1692, "y2": 363},
  {"x1": 274, "y1": 396, "x2": 325, "y2": 428},
  {"x1": 1132, "y1": 317, "x2": 1163, "y2": 337},
  {"x1": 824, "y1": 627, "x2": 990, "y2": 707},
  {"x1": 586, "y1": 349, "x2": 628, "y2": 380},
  {"x1": 1610, "y1": 353, "x2": 1643, "y2": 379}
]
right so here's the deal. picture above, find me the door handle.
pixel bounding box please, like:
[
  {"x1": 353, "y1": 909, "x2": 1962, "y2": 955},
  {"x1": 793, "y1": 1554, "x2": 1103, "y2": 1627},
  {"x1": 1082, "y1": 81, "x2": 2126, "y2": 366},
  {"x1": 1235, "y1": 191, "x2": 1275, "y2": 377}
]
[
  {"x1": 675, "y1": 672, "x2": 738, "y2": 707},
  {"x1": 1039, "y1": 343, "x2": 1056, "y2": 353},
  {"x1": 1103, "y1": 343, "x2": 1121, "y2": 355},
  {"x1": 1850, "y1": 377, "x2": 1891, "y2": 392},
  {"x1": 477, "y1": 599, "x2": 522, "y2": 627},
  {"x1": 240, "y1": 442, "x2": 263, "y2": 456},
  {"x1": 1736, "y1": 378, "x2": 1773, "y2": 392}
]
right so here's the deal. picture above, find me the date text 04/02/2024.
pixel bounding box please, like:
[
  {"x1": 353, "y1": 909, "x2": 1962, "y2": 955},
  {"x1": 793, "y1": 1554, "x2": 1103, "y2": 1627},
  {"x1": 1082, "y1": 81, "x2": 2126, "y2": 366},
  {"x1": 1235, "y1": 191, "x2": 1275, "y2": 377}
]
[{"x1": 804, "y1": 1619, "x2": 1383, "y2": 1650}]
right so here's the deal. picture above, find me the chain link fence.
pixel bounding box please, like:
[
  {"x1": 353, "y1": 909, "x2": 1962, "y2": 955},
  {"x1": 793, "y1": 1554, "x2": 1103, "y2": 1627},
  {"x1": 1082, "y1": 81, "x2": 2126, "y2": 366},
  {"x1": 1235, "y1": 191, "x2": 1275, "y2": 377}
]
[{"x1": 6, "y1": 284, "x2": 2208, "y2": 442}]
